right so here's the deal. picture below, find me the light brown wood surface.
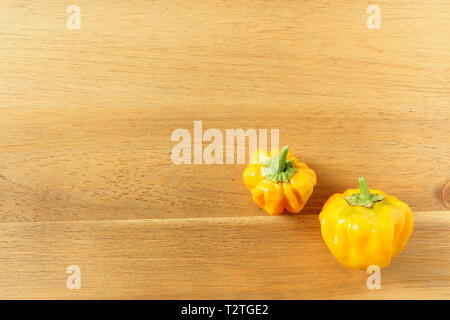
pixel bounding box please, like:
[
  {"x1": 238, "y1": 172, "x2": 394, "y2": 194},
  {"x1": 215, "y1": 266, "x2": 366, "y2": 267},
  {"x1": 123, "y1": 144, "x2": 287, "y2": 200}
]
[
  {"x1": 0, "y1": 212, "x2": 448, "y2": 299},
  {"x1": 0, "y1": 0, "x2": 449, "y2": 299}
]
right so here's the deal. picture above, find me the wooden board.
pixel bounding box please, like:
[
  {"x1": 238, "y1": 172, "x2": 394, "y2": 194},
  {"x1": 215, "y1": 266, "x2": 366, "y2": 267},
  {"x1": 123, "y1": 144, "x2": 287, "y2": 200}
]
[
  {"x1": 1, "y1": 105, "x2": 449, "y2": 223},
  {"x1": 0, "y1": 211, "x2": 448, "y2": 299},
  {"x1": 0, "y1": 0, "x2": 449, "y2": 299}
]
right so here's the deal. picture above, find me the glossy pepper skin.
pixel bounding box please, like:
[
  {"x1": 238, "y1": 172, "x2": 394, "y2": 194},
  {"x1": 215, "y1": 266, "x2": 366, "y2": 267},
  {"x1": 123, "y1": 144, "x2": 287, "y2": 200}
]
[
  {"x1": 243, "y1": 146, "x2": 317, "y2": 215},
  {"x1": 319, "y1": 177, "x2": 414, "y2": 270}
]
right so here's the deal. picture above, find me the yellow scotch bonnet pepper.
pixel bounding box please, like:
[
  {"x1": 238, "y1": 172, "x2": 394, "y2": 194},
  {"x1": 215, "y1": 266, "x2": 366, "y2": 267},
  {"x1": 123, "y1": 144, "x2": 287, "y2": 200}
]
[
  {"x1": 319, "y1": 177, "x2": 414, "y2": 270},
  {"x1": 243, "y1": 145, "x2": 317, "y2": 215}
]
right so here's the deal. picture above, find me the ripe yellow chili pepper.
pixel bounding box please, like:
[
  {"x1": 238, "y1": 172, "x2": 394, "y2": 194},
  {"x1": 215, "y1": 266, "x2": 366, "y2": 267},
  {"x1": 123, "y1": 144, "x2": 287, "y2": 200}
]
[
  {"x1": 319, "y1": 177, "x2": 414, "y2": 270},
  {"x1": 243, "y1": 145, "x2": 317, "y2": 215}
]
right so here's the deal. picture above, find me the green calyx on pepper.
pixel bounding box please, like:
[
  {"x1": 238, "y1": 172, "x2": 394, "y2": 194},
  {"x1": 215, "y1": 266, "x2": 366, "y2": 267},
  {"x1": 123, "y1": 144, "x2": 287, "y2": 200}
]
[
  {"x1": 261, "y1": 145, "x2": 297, "y2": 183},
  {"x1": 344, "y1": 177, "x2": 385, "y2": 208}
]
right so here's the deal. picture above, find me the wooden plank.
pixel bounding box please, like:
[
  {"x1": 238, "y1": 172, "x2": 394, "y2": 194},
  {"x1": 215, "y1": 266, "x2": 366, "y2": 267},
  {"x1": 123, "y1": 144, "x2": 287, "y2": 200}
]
[
  {"x1": 0, "y1": 1, "x2": 449, "y2": 222},
  {"x1": 0, "y1": 211, "x2": 448, "y2": 299},
  {"x1": 1, "y1": 104, "x2": 449, "y2": 222},
  {"x1": 1, "y1": 0, "x2": 449, "y2": 301}
]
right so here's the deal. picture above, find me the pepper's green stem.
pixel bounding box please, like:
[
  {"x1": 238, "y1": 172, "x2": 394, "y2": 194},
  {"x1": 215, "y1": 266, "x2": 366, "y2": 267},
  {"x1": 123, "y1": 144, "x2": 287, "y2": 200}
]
[
  {"x1": 358, "y1": 177, "x2": 370, "y2": 201},
  {"x1": 261, "y1": 145, "x2": 296, "y2": 183},
  {"x1": 344, "y1": 177, "x2": 385, "y2": 208},
  {"x1": 275, "y1": 145, "x2": 289, "y2": 173}
]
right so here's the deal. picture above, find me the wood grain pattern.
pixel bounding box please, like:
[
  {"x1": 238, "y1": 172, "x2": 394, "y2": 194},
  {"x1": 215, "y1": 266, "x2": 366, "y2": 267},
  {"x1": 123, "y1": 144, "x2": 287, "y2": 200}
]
[
  {"x1": 0, "y1": 0, "x2": 449, "y2": 299},
  {"x1": 0, "y1": 212, "x2": 448, "y2": 299},
  {"x1": 1, "y1": 1, "x2": 449, "y2": 222},
  {"x1": 1, "y1": 105, "x2": 449, "y2": 222}
]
